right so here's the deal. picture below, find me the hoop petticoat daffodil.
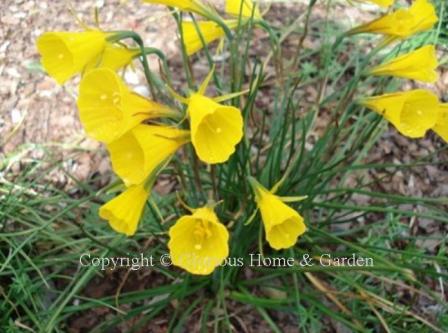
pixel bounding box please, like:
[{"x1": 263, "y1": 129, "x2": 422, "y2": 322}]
[
  {"x1": 37, "y1": 31, "x2": 138, "y2": 84},
  {"x1": 433, "y1": 104, "x2": 448, "y2": 143},
  {"x1": 348, "y1": 0, "x2": 438, "y2": 39},
  {"x1": 107, "y1": 124, "x2": 190, "y2": 186},
  {"x1": 77, "y1": 68, "x2": 178, "y2": 144},
  {"x1": 168, "y1": 205, "x2": 229, "y2": 275},
  {"x1": 249, "y1": 177, "x2": 307, "y2": 250},
  {"x1": 99, "y1": 183, "x2": 150, "y2": 236},
  {"x1": 141, "y1": 0, "x2": 210, "y2": 16},
  {"x1": 37, "y1": 31, "x2": 107, "y2": 84},
  {"x1": 182, "y1": 20, "x2": 238, "y2": 56},
  {"x1": 225, "y1": 0, "x2": 262, "y2": 19},
  {"x1": 369, "y1": 45, "x2": 439, "y2": 83},
  {"x1": 188, "y1": 93, "x2": 243, "y2": 163},
  {"x1": 360, "y1": 89, "x2": 440, "y2": 138},
  {"x1": 169, "y1": 68, "x2": 244, "y2": 164}
]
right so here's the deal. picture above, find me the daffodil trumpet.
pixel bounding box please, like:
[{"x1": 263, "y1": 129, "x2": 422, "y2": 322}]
[
  {"x1": 167, "y1": 68, "x2": 245, "y2": 164},
  {"x1": 168, "y1": 204, "x2": 230, "y2": 275},
  {"x1": 78, "y1": 68, "x2": 180, "y2": 144},
  {"x1": 360, "y1": 89, "x2": 440, "y2": 138},
  {"x1": 36, "y1": 30, "x2": 147, "y2": 84},
  {"x1": 37, "y1": 30, "x2": 106, "y2": 84},
  {"x1": 107, "y1": 124, "x2": 190, "y2": 186},
  {"x1": 368, "y1": 45, "x2": 438, "y2": 83},
  {"x1": 347, "y1": 0, "x2": 438, "y2": 39},
  {"x1": 99, "y1": 156, "x2": 166, "y2": 236},
  {"x1": 248, "y1": 177, "x2": 307, "y2": 250},
  {"x1": 99, "y1": 183, "x2": 151, "y2": 236}
]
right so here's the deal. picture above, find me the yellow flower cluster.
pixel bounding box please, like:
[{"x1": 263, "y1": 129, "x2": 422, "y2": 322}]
[
  {"x1": 36, "y1": 0, "x2": 304, "y2": 276},
  {"x1": 35, "y1": 0, "x2": 444, "y2": 276},
  {"x1": 350, "y1": 0, "x2": 446, "y2": 142}
]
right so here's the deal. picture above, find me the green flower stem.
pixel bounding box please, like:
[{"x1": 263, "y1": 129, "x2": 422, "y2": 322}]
[
  {"x1": 254, "y1": 20, "x2": 283, "y2": 79},
  {"x1": 173, "y1": 12, "x2": 195, "y2": 90},
  {"x1": 290, "y1": 0, "x2": 318, "y2": 71},
  {"x1": 140, "y1": 47, "x2": 174, "y2": 87},
  {"x1": 108, "y1": 31, "x2": 160, "y2": 100},
  {"x1": 189, "y1": 14, "x2": 223, "y2": 92}
]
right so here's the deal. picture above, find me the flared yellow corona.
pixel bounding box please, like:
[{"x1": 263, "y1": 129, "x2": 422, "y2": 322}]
[
  {"x1": 369, "y1": 45, "x2": 438, "y2": 83},
  {"x1": 99, "y1": 184, "x2": 150, "y2": 236},
  {"x1": 168, "y1": 206, "x2": 229, "y2": 275},
  {"x1": 37, "y1": 31, "x2": 107, "y2": 84},
  {"x1": 249, "y1": 178, "x2": 307, "y2": 250},
  {"x1": 77, "y1": 68, "x2": 176, "y2": 143},
  {"x1": 107, "y1": 125, "x2": 190, "y2": 186},
  {"x1": 349, "y1": 0, "x2": 438, "y2": 39},
  {"x1": 361, "y1": 89, "x2": 439, "y2": 138},
  {"x1": 188, "y1": 93, "x2": 243, "y2": 164}
]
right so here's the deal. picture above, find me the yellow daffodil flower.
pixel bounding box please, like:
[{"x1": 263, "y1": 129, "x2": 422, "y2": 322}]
[
  {"x1": 107, "y1": 124, "x2": 190, "y2": 186},
  {"x1": 188, "y1": 93, "x2": 243, "y2": 164},
  {"x1": 369, "y1": 45, "x2": 439, "y2": 83},
  {"x1": 249, "y1": 177, "x2": 306, "y2": 250},
  {"x1": 77, "y1": 68, "x2": 176, "y2": 143},
  {"x1": 142, "y1": 0, "x2": 209, "y2": 16},
  {"x1": 37, "y1": 31, "x2": 107, "y2": 84},
  {"x1": 182, "y1": 20, "x2": 238, "y2": 56},
  {"x1": 168, "y1": 68, "x2": 244, "y2": 164},
  {"x1": 361, "y1": 89, "x2": 440, "y2": 138},
  {"x1": 361, "y1": 0, "x2": 394, "y2": 7},
  {"x1": 433, "y1": 104, "x2": 448, "y2": 143},
  {"x1": 168, "y1": 205, "x2": 229, "y2": 275},
  {"x1": 349, "y1": 0, "x2": 438, "y2": 39},
  {"x1": 225, "y1": 0, "x2": 262, "y2": 19},
  {"x1": 99, "y1": 183, "x2": 150, "y2": 236}
]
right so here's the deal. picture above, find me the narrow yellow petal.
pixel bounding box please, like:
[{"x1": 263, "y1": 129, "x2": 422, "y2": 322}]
[
  {"x1": 36, "y1": 31, "x2": 106, "y2": 84},
  {"x1": 198, "y1": 65, "x2": 215, "y2": 95},
  {"x1": 99, "y1": 184, "x2": 150, "y2": 236},
  {"x1": 213, "y1": 89, "x2": 250, "y2": 103},
  {"x1": 369, "y1": 45, "x2": 439, "y2": 83}
]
